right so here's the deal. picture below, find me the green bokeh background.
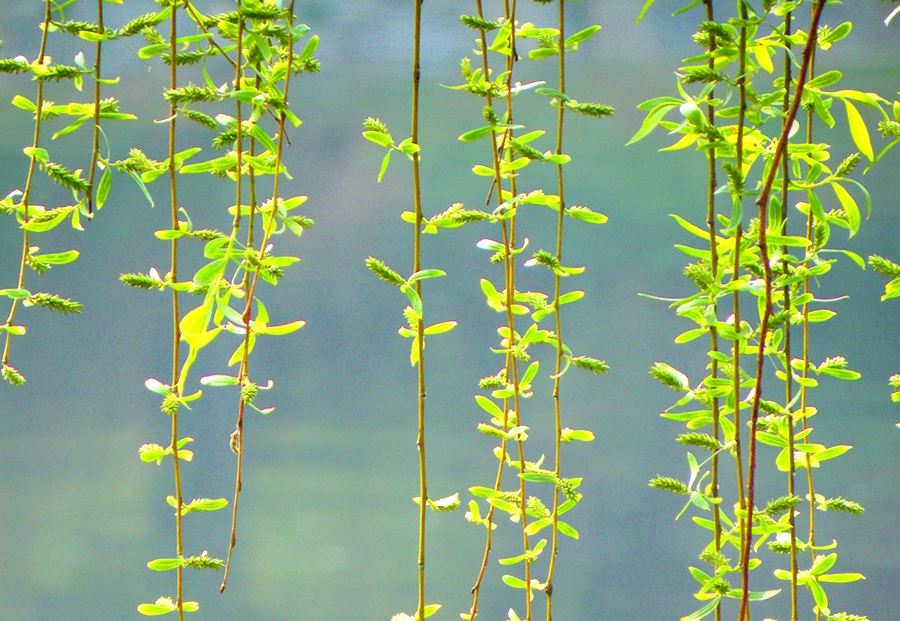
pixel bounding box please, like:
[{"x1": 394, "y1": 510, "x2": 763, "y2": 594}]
[{"x1": 1, "y1": 2, "x2": 898, "y2": 620}]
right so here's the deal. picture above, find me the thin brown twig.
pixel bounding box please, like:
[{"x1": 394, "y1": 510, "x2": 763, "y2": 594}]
[
  {"x1": 1, "y1": 0, "x2": 53, "y2": 377},
  {"x1": 779, "y1": 10, "x2": 799, "y2": 621},
  {"x1": 741, "y1": 5, "x2": 825, "y2": 621},
  {"x1": 219, "y1": 1, "x2": 246, "y2": 592},
  {"x1": 732, "y1": 8, "x2": 749, "y2": 620},
  {"x1": 467, "y1": 1, "x2": 512, "y2": 616},
  {"x1": 700, "y1": 5, "x2": 722, "y2": 621},
  {"x1": 168, "y1": 3, "x2": 185, "y2": 619},
  {"x1": 545, "y1": 2, "x2": 566, "y2": 619},
  {"x1": 87, "y1": 0, "x2": 103, "y2": 215},
  {"x1": 410, "y1": 4, "x2": 428, "y2": 621}
]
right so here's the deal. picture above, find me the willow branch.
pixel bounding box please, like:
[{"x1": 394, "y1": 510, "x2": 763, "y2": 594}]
[{"x1": 740, "y1": 4, "x2": 825, "y2": 621}]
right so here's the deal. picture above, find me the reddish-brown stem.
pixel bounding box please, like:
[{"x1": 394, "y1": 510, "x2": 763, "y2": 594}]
[
  {"x1": 740, "y1": 4, "x2": 825, "y2": 621},
  {"x1": 1, "y1": 0, "x2": 53, "y2": 375},
  {"x1": 168, "y1": 4, "x2": 184, "y2": 619},
  {"x1": 87, "y1": 0, "x2": 103, "y2": 214},
  {"x1": 220, "y1": 4, "x2": 247, "y2": 593}
]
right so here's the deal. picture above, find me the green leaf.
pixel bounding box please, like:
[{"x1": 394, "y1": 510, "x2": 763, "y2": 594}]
[
  {"x1": 477, "y1": 238, "x2": 504, "y2": 252},
  {"x1": 488, "y1": 498, "x2": 519, "y2": 514},
  {"x1": 230, "y1": 88, "x2": 262, "y2": 103},
  {"x1": 3, "y1": 325, "x2": 25, "y2": 336},
  {"x1": 675, "y1": 328, "x2": 706, "y2": 344},
  {"x1": 564, "y1": 25, "x2": 600, "y2": 49},
  {"x1": 681, "y1": 597, "x2": 721, "y2": 621},
  {"x1": 529, "y1": 48, "x2": 558, "y2": 60},
  {"x1": 680, "y1": 100, "x2": 704, "y2": 127},
  {"x1": 545, "y1": 154, "x2": 570, "y2": 165},
  {"x1": 565, "y1": 206, "x2": 607, "y2": 224},
  {"x1": 812, "y1": 445, "x2": 851, "y2": 462},
  {"x1": 256, "y1": 320, "x2": 306, "y2": 336},
  {"x1": 193, "y1": 258, "x2": 226, "y2": 287},
  {"x1": 520, "y1": 360, "x2": 540, "y2": 384},
  {"x1": 831, "y1": 183, "x2": 860, "y2": 238},
  {"x1": 24, "y1": 147, "x2": 49, "y2": 163},
  {"x1": 626, "y1": 102, "x2": 678, "y2": 145},
  {"x1": 145, "y1": 378, "x2": 170, "y2": 395},
  {"x1": 499, "y1": 551, "x2": 532, "y2": 566},
  {"x1": 500, "y1": 158, "x2": 530, "y2": 174},
  {"x1": 767, "y1": 234, "x2": 809, "y2": 247},
  {"x1": 138, "y1": 43, "x2": 168, "y2": 59},
  {"x1": 11, "y1": 95, "x2": 36, "y2": 112},
  {"x1": 397, "y1": 138, "x2": 419, "y2": 155},
  {"x1": 745, "y1": 589, "x2": 781, "y2": 602},
  {"x1": 689, "y1": 566, "x2": 711, "y2": 584},
  {"x1": 525, "y1": 517, "x2": 552, "y2": 535},
  {"x1": 363, "y1": 130, "x2": 392, "y2": 149},
  {"x1": 137, "y1": 597, "x2": 198, "y2": 615},
  {"x1": 475, "y1": 395, "x2": 504, "y2": 420},
  {"x1": 557, "y1": 521, "x2": 579, "y2": 539},
  {"x1": 180, "y1": 304, "x2": 210, "y2": 337},
  {"x1": 535, "y1": 87, "x2": 571, "y2": 102},
  {"x1": 199, "y1": 374, "x2": 239, "y2": 386},
  {"x1": 298, "y1": 33, "x2": 319, "y2": 60},
  {"x1": 378, "y1": 151, "x2": 391, "y2": 182},
  {"x1": 831, "y1": 89, "x2": 885, "y2": 109},
  {"x1": 558, "y1": 291, "x2": 584, "y2": 305},
  {"x1": 561, "y1": 428, "x2": 595, "y2": 442},
  {"x1": 183, "y1": 327, "x2": 220, "y2": 350},
  {"x1": 147, "y1": 558, "x2": 184, "y2": 571},
  {"x1": 806, "y1": 70, "x2": 843, "y2": 89},
  {"x1": 843, "y1": 100, "x2": 874, "y2": 161},
  {"x1": 423, "y1": 321, "x2": 457, "y2": 335},
  {"x1": 502, "y1": 575, "x2": 528, "y2": 589},
  {"x1": 806, "y1": 310, "x2": 836, "y2": 323},
  {"x1": 670, "y1": 214, "x2": 713, "y2": 241},
  {"x1": 248, "y1": 124, "x2": 278, "y2": 154},
  {"x1": 473, "y1": 164, "x2": 495, "y2": 177},
  {"x1": 181, "y1": 498, "x2": 228, "y2": 514},
  {"x1": 637, "y1": 0, "x2": 657, "y2": 23},
  {"x1": 35, "y1": 250, "x2": 79, "y2": 265},
  {"x1": 0, "y1": 288, "x2": 31, "y2": 299},
  {"x1": 818, "y1": 573, "x2": 865, "y2": 583},
  {"x1": 821, "y1": 248, "x2": 865, "y2": 269},
  {"x1": 821, "y1": 21, "x2": 852, "y2": 45},
  {"x1": 818, "y1": 367, "x2": 860, "y2": 381},
  {"x1": 672, "y1": 0, "x2": 703, "y2": 16},
  {"x1": 228, "y1": 337, "x2": 254, "y2": 367},
  {"x1": 408, "y1": 335, "x2": 420, "y2": 367},
  {"x1": 139, "y1": 444, "x2": 168, "y2": 464},
  {"x1": 402, "y1": 284, "x2": 423, "y2": 318},
  {"x1": 459, "y1": 126, "x2": 493, "y2": 142},
  {"x1": 520, "y1": 472, "x2": 557, "y2": 483},
  {"x1": 22, "y1": 208, "x2": 71, "y2": 232},
  {"x1": 470, "y1": 486, "x2": 501, "y2": 498},
  {"x1": 808, "y1": 579, "x2": 828, "y2": 613},
  {"x1": 96, "y1": 167, "x2": 112, "y2": 209},
  {"x1": 52, "y1": 116, "x2": 88, "y2": 139},
  {"x1": 408, "y1": 268, "x2": 447, "y2": 283},
  {"x1": 137, "y1": 603, "x2": 174, "y2": 615}
]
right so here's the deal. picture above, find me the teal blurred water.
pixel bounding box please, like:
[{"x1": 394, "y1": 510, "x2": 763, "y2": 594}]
[{"x1": 1, "y1": 2, "x2": 899, "y2": 621}]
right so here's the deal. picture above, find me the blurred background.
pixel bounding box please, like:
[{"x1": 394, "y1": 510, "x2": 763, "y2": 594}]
[{"x1": 0, "y1": 1, "x2": 898, "y2": 620}]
